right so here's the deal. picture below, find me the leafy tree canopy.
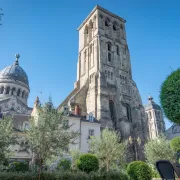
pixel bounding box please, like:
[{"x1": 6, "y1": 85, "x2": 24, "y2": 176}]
[
  {"x1": 160, "y1": 69, "x2": 180, "y2": 124},
  {"x1": 0, "y1": 115, "x2": 16, "y2": 165},
  {"x1": 89, "y1": 128, "x2": 127, "y2": 171},
  {"x1": 170, "y1": 137, "x2": 180, "y2": 153},
  {"x1": 144, "y1": 135, "x2": 175, "y2": 167}
]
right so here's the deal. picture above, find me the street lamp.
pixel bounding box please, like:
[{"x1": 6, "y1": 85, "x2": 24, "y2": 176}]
[{"x1": 128, "y1": 136, "x2": 141, "y2": 161}]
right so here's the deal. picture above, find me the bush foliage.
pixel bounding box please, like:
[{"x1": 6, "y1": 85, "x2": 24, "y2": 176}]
[
  {"x1": 144, "y1": 135, "x2": 175, "y2": 166},
  {"x1": 127, "y1": 161, "x2": 152, "y2": 180},
  {"x1": 0, "y1": 171, "x2": 128, "y2": 180},
  {"x1": 9, "y1": 161, "x2": 29, "y2": 172},
  {"x1": 57, "y1": 158, "x2": 71, "y2": 171},
  {"x1": 77, "y1": 154, "x2": 99, "y2": 173},
  {"x1": 160, "y1": 68, "x2": 180, "y2": 124},
  {"x1": 170, "y1": 137, "x2": 180, "y2": 153}
]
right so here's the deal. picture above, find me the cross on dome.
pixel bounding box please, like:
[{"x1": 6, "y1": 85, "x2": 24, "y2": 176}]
[{"x1": 14, "y1": 53, "x2": 20, "y2": 65}]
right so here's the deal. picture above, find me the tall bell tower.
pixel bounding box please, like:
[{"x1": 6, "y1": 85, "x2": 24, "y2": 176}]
[{"x1": 60, "y1": 5, "x2": 149, "y2": 160}]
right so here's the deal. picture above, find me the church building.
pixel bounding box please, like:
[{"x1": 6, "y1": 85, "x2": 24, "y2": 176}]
[{"x1": 58, "y1": 5, "x2": 150, "y2": 160}]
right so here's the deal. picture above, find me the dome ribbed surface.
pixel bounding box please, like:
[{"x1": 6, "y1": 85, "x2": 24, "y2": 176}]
[{"x1": 0, "y1": 63, "x2": 29, "y2": 85}]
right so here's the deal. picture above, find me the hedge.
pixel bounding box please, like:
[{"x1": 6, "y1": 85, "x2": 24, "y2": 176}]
[{"x1": 0, "y1": 171, "x2": 128, "y2": 180}]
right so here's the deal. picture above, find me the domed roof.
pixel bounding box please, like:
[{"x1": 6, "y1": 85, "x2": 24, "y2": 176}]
[{"x1": 0, "y1": 54, "x2": 29, "y2": 86}]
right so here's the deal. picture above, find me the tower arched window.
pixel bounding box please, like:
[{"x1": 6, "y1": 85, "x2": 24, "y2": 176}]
[
  {"x1": 6, "y1": 87, "x2": 10, "y2": 94},
  {"x1": 113, "y1": 21, "x2": 118, "y2": 31},
  {"x1": 116, "y1": 45, "x2": 119, "y2": 55},
  {"x1": 107, "y1": 42, "x2": 112, "y2": 51},
  {"x1": 108, "y1": 53, "x2": 111, "y2": 62},
  {"x1": 124, "y1": 104, "x2": 131, "y2": 122},
  {"x1": 109, "y1": 100, "x2": 115, "y2": 121},
  {"x1": 17, "y1": 89, "x2": 21, "y2": 97},
  {"x1": 0, "y1": 86, "x2": 4, "y2": 94},
  {"x1": 105, "y1": 18, "x2": 110, "y2": 27},
  {"x1": 84, "y1": 26, "x2": 88, "y2": 46}
]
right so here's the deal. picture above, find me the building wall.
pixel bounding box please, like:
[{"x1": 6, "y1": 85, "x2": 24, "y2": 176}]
[{"x1": 80, "y1": 121, "x2": 101, "y2": 153}]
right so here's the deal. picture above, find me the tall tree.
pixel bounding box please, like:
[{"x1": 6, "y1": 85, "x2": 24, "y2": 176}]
[
  {"x1": 0, "y1": 115, "x2": 15, "y2": 165},
  {"x1": 144, "y1": 135, "x2": 175, "y2": 167},
  {"x1": 26, "y1": 101, "x2": 79, "y2": 179},
  {"x1": 160, "y1": 69, "x2": 180, "y2": 124},
  {"x1": 89, "y1": 128, "x2": 127, "y2": 171}
]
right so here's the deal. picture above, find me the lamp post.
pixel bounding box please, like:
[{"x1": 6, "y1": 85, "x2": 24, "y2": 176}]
[{"x1": 128, "y1": 136, "x2": 141, "y2": 161}]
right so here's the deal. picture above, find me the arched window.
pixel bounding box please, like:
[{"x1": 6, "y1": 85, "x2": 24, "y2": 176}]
[
  {"x1": 107, "y1": 42, "x2": 112, "y2": 51},
  {"x1": 17, "y1": 89, "x2": 21, "y2": 97},
  {"x1": 105, "y1": 18, "x2": 110, "y2": 27},
  {"x1": 111, "y1": 72, "x2": 113, "y2": 80},
  {"x1": 113, "y1": 21, "x2": 118, "y2": 31},
  {"x1": 89, "y1": 20, "x2": 93, "y2": 41},
  {"x1": 11, "y1": 88, "x2": 16, "y2": 95},
  {"x1": 22, "y1": 91, "x2": 25, "y2": 98},
  {"x1": 0, "y1": 86, "x2": 4, "y2": 94},
  {"x1": 84, "y1": 26, "x2": 88, "y2": 46},
  {"x1": 125, "y1": 104, "x2": 131, "y2": 122},
  {"x1": 116, "y1": 45, "x2": 119, "y2": 55},
  {"x1": 108, "y1": 53, "x2": 111, "y2": 62},
  {"x1": 6, "y1": 87, "x2": 10, "y2": 94},
  {"x1": 109, "y1": 100, "x2": 115, "y2": 121}
]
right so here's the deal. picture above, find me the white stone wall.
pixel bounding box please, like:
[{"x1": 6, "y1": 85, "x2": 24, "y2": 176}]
[{"x1": 80, "y1": 121, "x2": 100, "y2": 153}]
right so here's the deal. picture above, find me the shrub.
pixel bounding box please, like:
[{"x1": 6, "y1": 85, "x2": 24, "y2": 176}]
[
  {"x1": 57, "y1": 158, "x2": 71, "y2": 171},
  {"x1": 77, "y1": 154, "x2": 99, "y2": 173},
  {"x1": 160, "y1": 68, "x2": 180, "y2": 124},
  {"x1": 127, "y1": 161, "x2": 152, "y2": 180},
  {"x1": 170, "y1": 137, "x2": 180, "y2": 153},
  {"x1": 9, "y1": 161, "x2": 29, "y2": 172},
  {"x1": 0, "y1": 171, "x2": 128, "y2": 180},
  {"x1": 90, "y1": 170, "x2": 128, "y2": 180}
]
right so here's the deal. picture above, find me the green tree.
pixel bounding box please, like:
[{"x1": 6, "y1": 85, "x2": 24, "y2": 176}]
[
  {"x1": 160, "y1": 69, "x2": 180, "y2": 124},
  {"x1": 69, "y1": 148, "x2": 81, "y2": 170},
  {"x1": 26, "y1": 100, "x2": 79, "y2": 179},
  {"x1": 0, "y1": 115, "x2": 15, "y2": 165},
  {"x1": 144, "y1": 135, "x2": 175, "y2": 167},
  {"x1": 170, "y1": 137, "x2": 180, "y2": 163},
  {"x1": 89, "y1": 128, "x2": 126, "y2": 172}
]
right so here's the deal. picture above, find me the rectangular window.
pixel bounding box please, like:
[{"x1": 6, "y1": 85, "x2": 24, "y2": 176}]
[
  {"x1": 63, "y1": 120, "x2": 69, "y2": 129},
  {"x1": 89, "y1": 129, "x2": 94, "y2": 137}
]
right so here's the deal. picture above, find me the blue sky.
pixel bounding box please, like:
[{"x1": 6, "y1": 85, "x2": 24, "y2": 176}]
[{"x1": 0, "y1": 0, "x2": 180, "y2": 129}]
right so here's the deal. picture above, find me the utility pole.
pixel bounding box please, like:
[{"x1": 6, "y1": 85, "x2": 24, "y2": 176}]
[{"x1": 0, "y1": 8, "x2": 4, "y2": 26}]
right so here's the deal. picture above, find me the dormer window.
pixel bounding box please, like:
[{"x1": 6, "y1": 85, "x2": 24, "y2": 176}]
[{"x1": 89, "y1": 113, "x2": 94, "y2": 122}]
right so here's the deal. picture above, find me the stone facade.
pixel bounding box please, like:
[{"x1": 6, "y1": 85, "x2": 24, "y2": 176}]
[
  {"x1": 144, "y1": 95, "x2": 166, "y2": 139},
  {"x1": 59, "y1": 5, "x2": 149, "y2": 160}
]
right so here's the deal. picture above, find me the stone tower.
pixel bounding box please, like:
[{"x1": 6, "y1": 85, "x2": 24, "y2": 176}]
[
  {"x1": 145, "y1": 95, "x2": 166, "y2": 139},
  {"x1": 59, "y1": 5, "x2": 149, "y2": 159}
]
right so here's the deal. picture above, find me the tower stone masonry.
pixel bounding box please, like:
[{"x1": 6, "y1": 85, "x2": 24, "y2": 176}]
[{"x1": 59, "y1": 5, "x2": 149, "y2": 160}]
